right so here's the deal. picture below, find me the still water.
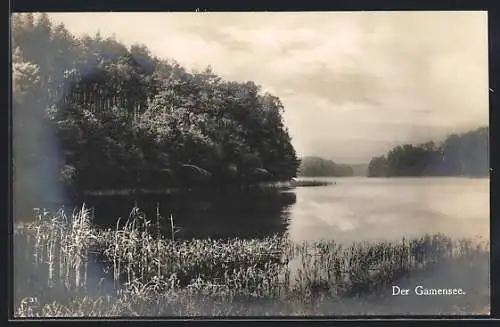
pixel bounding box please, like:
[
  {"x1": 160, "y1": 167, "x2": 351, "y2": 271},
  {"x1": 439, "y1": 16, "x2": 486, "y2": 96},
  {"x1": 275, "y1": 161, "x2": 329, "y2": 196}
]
[
  {"x1": 72, "y1": 177, "x2": 489, "y2": 243},
  {"x1": 289, "y1": 177, "x2": 489, "y2": 243}
]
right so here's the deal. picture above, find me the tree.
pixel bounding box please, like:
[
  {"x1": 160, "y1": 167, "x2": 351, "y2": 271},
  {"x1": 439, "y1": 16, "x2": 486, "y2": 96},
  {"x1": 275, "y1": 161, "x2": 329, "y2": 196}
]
[
  {"x1": 12, "y1": 14, "x2": 301, "y2": 199},
  {"x1": 367, "y1": 127, "x2": 489, "y2": 177},
  {"x1": 299, "y1": 156, "x2": 354, "y2": 177},
  {"x1": 367, "y1": 156, "x2": 388, "y2": 177}
]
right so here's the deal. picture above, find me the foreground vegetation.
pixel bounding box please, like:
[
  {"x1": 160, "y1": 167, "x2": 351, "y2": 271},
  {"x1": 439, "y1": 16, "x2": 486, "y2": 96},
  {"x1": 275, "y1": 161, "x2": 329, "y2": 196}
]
[{"x1": 13, "y1": 205, "x2": 489, "y2": 317}]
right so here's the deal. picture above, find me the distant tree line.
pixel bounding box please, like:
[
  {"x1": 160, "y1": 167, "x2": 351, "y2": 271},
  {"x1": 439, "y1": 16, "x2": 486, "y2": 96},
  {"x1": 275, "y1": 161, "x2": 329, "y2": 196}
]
[
  {"x1": 12, "y1": 13, "x2": 300, "y2": 199},
  {"x1": 299, "y1": 156, "x2": 354, "y2": 177},
  {"x1": 367, "y1": 127, "x2": 489, "y2": 177}
]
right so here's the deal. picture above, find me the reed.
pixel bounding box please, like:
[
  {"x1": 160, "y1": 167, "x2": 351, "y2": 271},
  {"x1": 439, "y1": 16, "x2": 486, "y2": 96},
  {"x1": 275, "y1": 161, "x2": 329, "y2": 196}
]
[{"x1": 13, "y1": 205, "x2": 489, "y2": 317}]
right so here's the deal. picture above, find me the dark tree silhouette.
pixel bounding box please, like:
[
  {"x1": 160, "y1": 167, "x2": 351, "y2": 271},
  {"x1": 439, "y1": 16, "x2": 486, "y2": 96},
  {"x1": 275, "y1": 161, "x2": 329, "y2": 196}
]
[
  {"x1": 368, "y1": 127, "x2": 489, "y2": 177},
  {"x1": 12, "y1": 14, "x2": 300, "y2": 199},
  {"x1": 299, "y1": 156, "x2": 354, "y2": 177}
]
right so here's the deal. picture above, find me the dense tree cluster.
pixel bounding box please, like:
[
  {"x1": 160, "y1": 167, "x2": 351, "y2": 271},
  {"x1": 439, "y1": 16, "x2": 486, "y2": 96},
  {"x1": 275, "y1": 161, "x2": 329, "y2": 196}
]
[
  {"x1": 368, "y1": 127, "x2": 489, "y2": 177},
  {"x1": 299, "y1": 156, "x2": 354, "y2": 177},
  {"x1": 12, "y1": 13, "x2": 300, "y2": 199}
]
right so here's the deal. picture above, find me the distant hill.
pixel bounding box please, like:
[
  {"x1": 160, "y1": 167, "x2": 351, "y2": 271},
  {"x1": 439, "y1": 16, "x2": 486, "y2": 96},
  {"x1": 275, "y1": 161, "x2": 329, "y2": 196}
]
[
  {"x1": 299, "y1": 156, "x2": 355, "y2": 177},
  {"x1": 350, "y1": 164, "x2": 369, "y2": 176}
]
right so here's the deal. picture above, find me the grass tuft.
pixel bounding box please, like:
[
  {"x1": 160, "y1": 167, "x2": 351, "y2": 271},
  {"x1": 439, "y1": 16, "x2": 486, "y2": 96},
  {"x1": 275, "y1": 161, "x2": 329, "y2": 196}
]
[{"x1": 13, "y1": 205, "x2": 489, "y2": 317}]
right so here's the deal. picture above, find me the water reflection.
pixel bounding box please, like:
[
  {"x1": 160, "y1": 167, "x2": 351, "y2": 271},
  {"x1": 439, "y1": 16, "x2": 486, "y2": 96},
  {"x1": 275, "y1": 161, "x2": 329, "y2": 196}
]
[
  {"x1": 287, "y1": 177, "x2": 489, "y2": 243},
  {"x1": 26, "y1": 178, "x2": 489, "y2": 243},
  {"x1": 78, "y1": 189, "x2": 296, "y2": 239}
]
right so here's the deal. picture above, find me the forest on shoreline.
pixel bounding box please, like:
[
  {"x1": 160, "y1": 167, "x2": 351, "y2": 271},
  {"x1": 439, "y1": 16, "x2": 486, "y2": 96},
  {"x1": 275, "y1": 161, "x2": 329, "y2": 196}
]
[
  {"x1": 367, "y1": 127, "x2": 489, "y2": 177},
  {"x1": 299, "y1": 125, "x2": 489, "y2": 179},
  {"x1": 298, "y1": 157, "x2": 366, "y2": 177},
  {"x1": 12, "y1": 13, "x2": 300, "y2": 205}
]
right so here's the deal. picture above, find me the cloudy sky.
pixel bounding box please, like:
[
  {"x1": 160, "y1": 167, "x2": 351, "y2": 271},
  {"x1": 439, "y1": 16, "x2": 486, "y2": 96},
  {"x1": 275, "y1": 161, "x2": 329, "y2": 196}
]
[{"x1": 48, "y1": 12, "x2": 489, "y2": 164}]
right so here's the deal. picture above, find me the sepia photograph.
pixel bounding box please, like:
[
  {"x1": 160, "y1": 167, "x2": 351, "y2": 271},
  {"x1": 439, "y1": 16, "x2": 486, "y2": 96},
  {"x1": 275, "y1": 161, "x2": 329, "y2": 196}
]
[{"x1": 11, "y1": 11, "x2": 489, "y2": 317}]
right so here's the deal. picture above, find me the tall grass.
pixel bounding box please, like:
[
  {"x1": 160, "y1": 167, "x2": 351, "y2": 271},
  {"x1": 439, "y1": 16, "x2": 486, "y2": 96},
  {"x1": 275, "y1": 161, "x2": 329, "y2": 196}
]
[{"x1": 13, "y1": 205, "x2": 489, "y2": 317}]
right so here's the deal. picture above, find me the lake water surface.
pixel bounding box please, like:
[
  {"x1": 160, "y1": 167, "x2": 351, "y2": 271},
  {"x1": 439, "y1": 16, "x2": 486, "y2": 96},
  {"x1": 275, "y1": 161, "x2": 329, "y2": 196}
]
[
  {"x1": 288, "y1": 177, "x2": 489, "y2": 243},
  {"x1": 75, "y1": 177, "x2": 489, "y2": 243}
]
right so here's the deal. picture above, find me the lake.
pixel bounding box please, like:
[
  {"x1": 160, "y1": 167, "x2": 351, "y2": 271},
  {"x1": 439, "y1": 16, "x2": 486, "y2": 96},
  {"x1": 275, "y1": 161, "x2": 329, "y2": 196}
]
[
  {"x1": 288, "y1": 177, "x2": 489, "y2": 243},
  {"x1": 66, "y1": 177, "x2": 490, "y2": 243}
]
